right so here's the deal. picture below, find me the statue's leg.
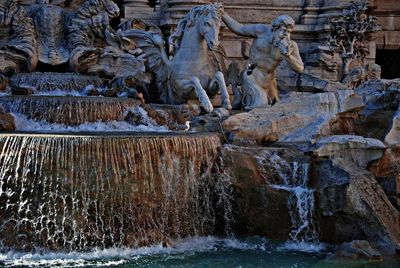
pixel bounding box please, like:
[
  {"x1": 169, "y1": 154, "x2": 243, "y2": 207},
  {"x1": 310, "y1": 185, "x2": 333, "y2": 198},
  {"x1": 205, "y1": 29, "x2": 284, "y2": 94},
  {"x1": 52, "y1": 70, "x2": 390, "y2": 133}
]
[
  {"x1": 179, "y1": 77, "x2": 214, "y2": 113},
  {"x1": 209, "y1": 71, "x2": 232, "y2": 110}
]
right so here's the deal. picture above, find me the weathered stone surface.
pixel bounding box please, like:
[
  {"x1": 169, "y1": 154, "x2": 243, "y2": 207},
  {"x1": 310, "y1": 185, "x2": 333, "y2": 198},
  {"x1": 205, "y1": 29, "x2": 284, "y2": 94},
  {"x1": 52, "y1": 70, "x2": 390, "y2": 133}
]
[
  {"x1": 277, "y1": 71, "x2": 348, "y2": 93},
  {"x1": 355, "y1": 79, "x2": 400, "y2": 141},
  {"x1": 0, "y1": 109, "x2": 15, "y2": 131},
  {"x1": 27, "y1": 2, "x2": 70, "y2": 66},
  {"x1": 369, "y1": 146, "x2": 400, "y2": 210},
  {"x1": 314, "y1": 159, "x2": 400, "y2": 254},
  {"x1": 335, "y1": 240, "x2": 383, "y2": 261},
  {"x1": 0, "y1": 0, "x2": 38, "y2": 74},
  {"x1": 217, "y1": 145, "x2": 298, "y2": 239},
  {"x1": 385, "y1": 107, "x2": 400, "y2": 145},
  {"x1": 223, "y1": 90, "x2": 364, "y2": 145},
  {"x1": 138, "y1": 104, "x2": 201, "y2": 130},
  {"x1": 311, "y1": 135, "x2": 386, "y2": 168}
]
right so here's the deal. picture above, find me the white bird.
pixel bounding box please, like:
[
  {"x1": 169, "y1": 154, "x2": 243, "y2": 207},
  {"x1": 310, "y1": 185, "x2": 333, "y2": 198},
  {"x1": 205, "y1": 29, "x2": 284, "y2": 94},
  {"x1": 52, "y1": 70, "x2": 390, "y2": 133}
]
[{"x1": 174, "y1": 121, "x2": 191, "y2": 132}]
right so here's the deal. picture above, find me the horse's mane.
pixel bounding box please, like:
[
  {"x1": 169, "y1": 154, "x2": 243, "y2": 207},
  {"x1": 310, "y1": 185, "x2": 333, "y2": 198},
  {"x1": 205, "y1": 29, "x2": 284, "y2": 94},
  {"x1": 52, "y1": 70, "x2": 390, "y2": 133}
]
[{"x1": 169, "y1": 3, "x2": 223, "y2": 55}]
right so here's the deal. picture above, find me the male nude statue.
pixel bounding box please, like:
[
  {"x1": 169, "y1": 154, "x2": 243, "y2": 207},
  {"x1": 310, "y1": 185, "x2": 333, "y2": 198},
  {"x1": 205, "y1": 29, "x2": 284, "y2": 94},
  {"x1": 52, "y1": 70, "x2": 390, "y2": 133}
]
[{"x1": 222, "y1": 13, "x2": 304, "y2": 109}]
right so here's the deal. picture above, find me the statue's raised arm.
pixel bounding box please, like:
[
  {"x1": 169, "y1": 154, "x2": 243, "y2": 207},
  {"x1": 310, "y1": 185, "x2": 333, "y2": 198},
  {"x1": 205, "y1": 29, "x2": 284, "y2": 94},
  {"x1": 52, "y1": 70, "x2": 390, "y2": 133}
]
[{"x1": 222, "y1": 13, "x2": 269, "y2": 38}]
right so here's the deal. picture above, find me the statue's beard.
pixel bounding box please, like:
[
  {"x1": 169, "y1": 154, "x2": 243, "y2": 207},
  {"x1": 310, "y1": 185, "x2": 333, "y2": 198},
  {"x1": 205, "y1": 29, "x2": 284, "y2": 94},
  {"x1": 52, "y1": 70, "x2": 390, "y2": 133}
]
[{"x1": 273, "y1": 36, "x2": 290, "y2": 55}]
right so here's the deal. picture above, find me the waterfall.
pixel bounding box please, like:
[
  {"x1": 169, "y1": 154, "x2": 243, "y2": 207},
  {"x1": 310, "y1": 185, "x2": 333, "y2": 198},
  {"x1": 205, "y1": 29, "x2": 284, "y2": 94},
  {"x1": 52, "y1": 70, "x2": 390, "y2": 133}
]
[
  {"x1": 273, "y1": 162, "x2": 318, "y2": 244},
  {"x1": 0, "y1": 133, "x2": 221, "y2": 251},
  {"x1": 10, "y1": 73, "x2": 104, "y2": 92},
  {"x1": 0, "y1": 96, "x2": 141, "y2": 125}
]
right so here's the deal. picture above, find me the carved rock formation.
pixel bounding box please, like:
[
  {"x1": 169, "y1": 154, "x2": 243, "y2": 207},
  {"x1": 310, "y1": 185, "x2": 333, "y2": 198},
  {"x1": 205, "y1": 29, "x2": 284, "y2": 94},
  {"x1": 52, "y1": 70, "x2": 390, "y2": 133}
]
[
  {"x1": 68, "y1": 0, "x2": 146, "y2": 79},
  {"x1": 0, "y1": 108, "x2": 15, "y2": 131},
  {"x1": 311, "y1": 135, "x2": 386, "y2": 168},
  {"x1": 0, "y1": 0, "x2": 38, "y2": 74},
  {"x1": 27, "y1": 2, "x2": 70, "y2": 66},
  {"x1": 223, "y1": 90, "x2": 364, "y2": 145},
  {"x1": 369, "y1": 146, "x2": 400, "y2": 210},
  {"x1": 355, "y1": 79, "x2": 400, "y2": 140},
  {"x1": 216, "y1": 145, "x2": 295, "y2": 239},
  {"x1": 314, "y1": 158, "x2": 400, "y2": 255}
]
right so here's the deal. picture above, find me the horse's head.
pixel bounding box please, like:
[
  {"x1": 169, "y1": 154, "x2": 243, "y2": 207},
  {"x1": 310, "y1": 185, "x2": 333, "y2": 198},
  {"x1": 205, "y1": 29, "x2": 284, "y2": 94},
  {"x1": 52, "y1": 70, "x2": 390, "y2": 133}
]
[
  {"x1": 170, "y1": 3, "x2": 223, "y2": 52},
  {"x1": 197, "y1": 3, "x2": 223, "y2": 50},
  {"x1": 87, "y1": 0, "x2": 120, "y2": 19}
]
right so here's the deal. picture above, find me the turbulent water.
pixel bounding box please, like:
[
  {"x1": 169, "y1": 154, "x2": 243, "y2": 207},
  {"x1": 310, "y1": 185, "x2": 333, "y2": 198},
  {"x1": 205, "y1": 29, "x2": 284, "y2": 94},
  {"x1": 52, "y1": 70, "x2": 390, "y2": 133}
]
[
  {"x1": 12, "y1": 113, "x2": 169, "y2": 133},
  {"x1": 0, "y1": 237, "x2": 328, "y2": 268}
]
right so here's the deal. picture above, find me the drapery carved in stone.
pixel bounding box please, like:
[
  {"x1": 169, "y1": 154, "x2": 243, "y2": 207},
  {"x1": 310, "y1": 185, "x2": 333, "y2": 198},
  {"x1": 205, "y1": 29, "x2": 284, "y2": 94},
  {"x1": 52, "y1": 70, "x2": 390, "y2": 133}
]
[
  {"x1": 0, "y1": 0, "x2": 38, "y2": 74},
  {"x1": 27, "y1": 2, "x2": 71, "y2": 66}
]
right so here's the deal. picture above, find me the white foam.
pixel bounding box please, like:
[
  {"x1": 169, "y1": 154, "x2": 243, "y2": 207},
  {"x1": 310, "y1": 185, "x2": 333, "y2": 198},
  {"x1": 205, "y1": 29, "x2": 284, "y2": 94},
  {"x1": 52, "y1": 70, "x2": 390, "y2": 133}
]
[
  {"x1": 277, "y1": 241, "x2": 327, "y2": 253},
  {"x1": 34, "y1": 89, "x2": 87, "y2": 97},
  {"x1": 12, "y1": 113, "x2": 169, "y2": 133},
  {"x1": 0, "y1": 236, "x2": 271, "y2": 267}
]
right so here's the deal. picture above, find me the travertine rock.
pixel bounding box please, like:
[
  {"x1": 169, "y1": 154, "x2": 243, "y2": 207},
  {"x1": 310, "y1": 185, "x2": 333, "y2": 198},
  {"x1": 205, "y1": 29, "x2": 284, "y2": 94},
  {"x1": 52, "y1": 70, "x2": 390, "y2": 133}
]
[
  {"x1": 217, "y1": 145, "x2": 295, "y2": 239},
  {"x1": 355, "y1": 79, "x2": 400, "y2": 141},
  {"x1": 369, "y1": 146, "x2": 400, "y2": 210},
  {"x1": 223, "y1": 90, "x2": 364, "y2": 145},
  {"x1": 315, "y1": 159, "x2": 400, "y2": 255},
  {"x1": 0, "y1": 109, "x2": 15, "y2": 131},
  {"x1": 312, "y1": 135, "x2": 386, "y2": 168},
  {"x1": 0, "y1": 0, "x2": 38, "y2": 74}
]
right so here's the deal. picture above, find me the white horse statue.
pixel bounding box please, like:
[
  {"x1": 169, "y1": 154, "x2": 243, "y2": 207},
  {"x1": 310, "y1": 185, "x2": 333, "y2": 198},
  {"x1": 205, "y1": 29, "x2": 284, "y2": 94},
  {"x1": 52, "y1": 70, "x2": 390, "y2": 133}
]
[{"x1": 121, "y1": 3, "x2": 231, "y2": 112}]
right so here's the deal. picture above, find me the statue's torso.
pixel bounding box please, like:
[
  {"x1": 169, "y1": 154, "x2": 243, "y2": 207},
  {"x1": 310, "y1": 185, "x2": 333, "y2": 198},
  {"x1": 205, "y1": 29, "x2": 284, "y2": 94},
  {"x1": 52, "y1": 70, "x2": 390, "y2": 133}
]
[{"x1": 249, "y1": 32, "x2": 284, "y2": 74}]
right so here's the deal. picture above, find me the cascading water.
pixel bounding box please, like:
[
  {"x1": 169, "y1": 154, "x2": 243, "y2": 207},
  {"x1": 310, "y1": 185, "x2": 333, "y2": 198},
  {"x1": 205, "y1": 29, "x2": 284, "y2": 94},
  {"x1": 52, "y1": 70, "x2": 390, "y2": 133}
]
[
  {"x1": 0, "y1": 96, "x2": 141, "y2": 125},
  {"x1": 0, "y1": 133, "x2": 221, "y2": 251},
  {"x1": 273, "y1": 162, "x2": 319, "y2": 246},
  {"x1": 285, "y1": 163, "x2": 318, "y2": 243}
]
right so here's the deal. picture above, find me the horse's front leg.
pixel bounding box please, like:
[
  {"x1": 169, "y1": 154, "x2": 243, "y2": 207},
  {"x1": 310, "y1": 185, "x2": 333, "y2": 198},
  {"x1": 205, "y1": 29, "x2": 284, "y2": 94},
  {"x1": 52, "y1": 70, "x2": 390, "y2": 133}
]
[
  {"x1": 209, "y1": 71, "x2": 232, "y2": 110},
  {"x1": 179, "y1": 77, "x2": 214, "y2": 113}
]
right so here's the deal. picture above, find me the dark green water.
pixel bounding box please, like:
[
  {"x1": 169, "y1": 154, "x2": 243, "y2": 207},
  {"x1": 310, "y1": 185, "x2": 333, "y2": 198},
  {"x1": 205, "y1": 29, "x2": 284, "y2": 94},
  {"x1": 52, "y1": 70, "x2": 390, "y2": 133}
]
[{"x1": 1, "y1": 237, "x2": 399, "y2": 267}]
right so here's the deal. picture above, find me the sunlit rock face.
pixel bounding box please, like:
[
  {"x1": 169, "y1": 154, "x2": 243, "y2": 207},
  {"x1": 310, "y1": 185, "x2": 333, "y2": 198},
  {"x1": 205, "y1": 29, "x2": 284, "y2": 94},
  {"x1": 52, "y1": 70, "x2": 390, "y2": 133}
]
[
  {"x1": 0, "y1": 133, "x2": 221, "y2": 251},
  {"x1": 223, "y1": 91, "x2": 364, "y2": 145}
]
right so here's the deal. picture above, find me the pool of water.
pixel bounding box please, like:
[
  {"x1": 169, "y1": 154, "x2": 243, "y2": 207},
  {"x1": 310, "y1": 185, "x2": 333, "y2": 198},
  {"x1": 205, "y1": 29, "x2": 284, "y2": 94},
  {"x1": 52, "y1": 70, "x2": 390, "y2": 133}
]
[{"x1": 1, "y1": 237, "x2": 399, "y2": 268}]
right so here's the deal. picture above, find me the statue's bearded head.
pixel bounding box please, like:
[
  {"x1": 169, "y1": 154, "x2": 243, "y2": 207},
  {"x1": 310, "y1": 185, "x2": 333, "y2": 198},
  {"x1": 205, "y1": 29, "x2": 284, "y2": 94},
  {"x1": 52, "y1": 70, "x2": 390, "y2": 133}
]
[{"x1": 271, "y1": 15, "x2": 295, "y2": 55}]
